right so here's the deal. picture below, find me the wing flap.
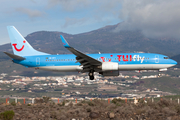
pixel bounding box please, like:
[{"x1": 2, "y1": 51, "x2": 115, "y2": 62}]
[{"x1": 67, "y1": 47, "x2": 101, "y2": 65}]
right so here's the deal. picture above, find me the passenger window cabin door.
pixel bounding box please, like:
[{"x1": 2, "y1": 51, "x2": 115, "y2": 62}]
[
  {"x1": 155, "y1": 55, "x2": 159, "y2": 63},
  {"x1": 36, "y1": 57, "x2": 40, "y2": 66}
]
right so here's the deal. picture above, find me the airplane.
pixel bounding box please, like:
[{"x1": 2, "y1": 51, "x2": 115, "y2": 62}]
[{"x1": 4, "y1": 26, "x2": 177, "y2": 80}]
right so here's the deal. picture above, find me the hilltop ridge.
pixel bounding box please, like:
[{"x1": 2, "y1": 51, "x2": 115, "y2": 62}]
[{"x1": 1, "y1": 23, "x2": 180, "y2": 55}]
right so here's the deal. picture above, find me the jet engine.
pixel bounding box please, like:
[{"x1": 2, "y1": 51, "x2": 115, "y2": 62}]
[
  {"x1": 98, "y1": 62, "x2": 119, "y2": 76},
  {"x1": 101, "y1": 62, "x2": 119, "y2": 71}
]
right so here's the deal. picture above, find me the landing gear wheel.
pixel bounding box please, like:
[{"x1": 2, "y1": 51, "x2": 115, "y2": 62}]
[
  {"x1": 158, "y1": 71, "x2": 161, "y2": 77},
  {"x1": 90, "y1": 76, "x2": 94, "y2": 80}
]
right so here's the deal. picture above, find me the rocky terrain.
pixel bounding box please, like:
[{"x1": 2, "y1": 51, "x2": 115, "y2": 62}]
[{"x1": 1, "y1": 98, "x2": 180, "y2": 120}]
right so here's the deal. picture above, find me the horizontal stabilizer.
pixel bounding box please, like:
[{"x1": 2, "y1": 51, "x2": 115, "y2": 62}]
[{"x1": 4, "y1": 52, "x2": 25, "y2": 60}]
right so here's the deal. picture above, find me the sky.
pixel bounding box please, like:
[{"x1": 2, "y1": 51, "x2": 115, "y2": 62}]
[{"x1": 0, "y1": 0, "x2": 180, "y2": 45}]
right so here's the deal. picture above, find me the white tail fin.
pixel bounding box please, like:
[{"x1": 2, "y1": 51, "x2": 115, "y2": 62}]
[{"x1": 7, "y1": 26, "x2": 49, "y2": 56}]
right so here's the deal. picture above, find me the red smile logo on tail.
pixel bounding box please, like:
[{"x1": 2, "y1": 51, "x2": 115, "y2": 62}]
[{"x1": 12, "y1": 40, "x2": 26, "y2": 52}]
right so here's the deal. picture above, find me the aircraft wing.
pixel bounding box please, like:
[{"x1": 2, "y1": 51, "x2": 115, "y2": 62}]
[{"x1": 60, "y1": 35, "x2": 102, "y2": 69}]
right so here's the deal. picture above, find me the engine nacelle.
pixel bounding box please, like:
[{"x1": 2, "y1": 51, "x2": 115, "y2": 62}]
[
  {"x1": 101, "y1": 62, "x2": 119, "y2": 71},
  {"x1": 159, "y1": 68, "x2": 167, "y2": 71},
  {"x1": 101, "y1": 71, "x2": 119, "y2": 76}
]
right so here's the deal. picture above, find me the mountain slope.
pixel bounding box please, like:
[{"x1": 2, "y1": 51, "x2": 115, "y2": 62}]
[{"x1": 1, "y1": 23, "x2": 180, "y2": 55}]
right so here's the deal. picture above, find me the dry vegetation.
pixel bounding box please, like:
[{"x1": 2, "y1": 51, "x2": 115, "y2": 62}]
[{"x1": 0, "y1": 98, "x2": 180, "y2": 120}]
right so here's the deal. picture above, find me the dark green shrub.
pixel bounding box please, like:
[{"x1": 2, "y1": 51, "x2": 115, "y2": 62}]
[
  {"x1": 58, "y1": 100, "x2": 65, "y2": 106},
  {"x1": 79, "y1": 100, "x2": 95, "y2": 106},
  {"x1": 62, "y1": 100, "x2": 65, "y2": 106},
  {"x1": 11, "y1": 102, "x2": 16, "y2": 106},
  {"x1": 175, "y1": 105, "x2": 180, "y2": 114},
  {"x1": 27, "y1": 104, "x2": 31, "y2": 106},
  {"x1": 112, "y1": 98, "x2": 125, "y2": 106},
  {"x1": 80, "y1": 100, "x2": 86, "y2": 104},
  {"x1": 35, "y1": 96, "x2": 51, "y2": 104},
  {"x1": 87, "y1": 101, "x2": 95, "y2": 106},
  {"x1": 0, "y1": 110, "x2": 15, "y2": 120},
  {"x1": 138, "y1": 98, "x2": 145, "y2": 103},
  {"x1": 158, "y1": 99, "x2": 170, "y2": 107},
  {"x1": 42, "y1": 96, "x2": 51, "y2": 103}
]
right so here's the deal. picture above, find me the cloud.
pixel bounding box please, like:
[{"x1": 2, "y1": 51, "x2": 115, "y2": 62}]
[
  {"x1": 47, "y1": 0, "x2": 92, "y2": 11},
  {"x1": 62, "y1": 17, "x2": 87, "y2": 28},
  {"x1": 47, "y1": 0, "x2": 122, "y2": 12},
  {"x1": 47, "y1": 0, "x2": 122, "y2": 28},
  {"x1": 16, "y1": 7, "x2": 44, "y2": 18},
  {"x1": 115, "y1": 0, "x2": 180, "y2": 39},
  {"x1": 30, "y1": 0, "x2": 37, "y2": 3}
]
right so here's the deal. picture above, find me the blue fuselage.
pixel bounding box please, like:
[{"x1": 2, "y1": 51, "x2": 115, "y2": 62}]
[{"x1": 13, "y1": 53, "x2": 177, "y2": 72}]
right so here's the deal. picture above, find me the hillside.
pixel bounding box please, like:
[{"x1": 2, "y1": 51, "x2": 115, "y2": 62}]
[
  {"x1": 1, "y1": 23, "x2": 180, "y2": 55},
  {"x1": 1, "y1": 23, "x2": 180, "y2": 75}
]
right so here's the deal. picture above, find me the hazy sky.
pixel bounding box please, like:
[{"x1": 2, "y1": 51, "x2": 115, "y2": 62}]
[{"x1": 0, "y1": 0, "x2": 180, "y2": 45}]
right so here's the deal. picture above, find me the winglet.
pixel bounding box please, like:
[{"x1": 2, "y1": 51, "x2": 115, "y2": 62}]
[{"x1": 60, "y1": 35, "x2": 71, "y2": 48}]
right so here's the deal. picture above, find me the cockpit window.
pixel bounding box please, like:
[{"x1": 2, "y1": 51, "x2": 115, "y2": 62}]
[{"x1": 164, "y1": 57, "x2": 169, "y2": 59}]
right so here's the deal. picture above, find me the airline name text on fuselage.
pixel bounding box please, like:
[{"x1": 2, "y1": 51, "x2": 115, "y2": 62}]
[{"x1": 101, "y1": 55, "x2": 145, "y2": 63}]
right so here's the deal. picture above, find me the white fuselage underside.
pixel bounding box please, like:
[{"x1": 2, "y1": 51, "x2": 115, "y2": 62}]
[{"x1": 35, "y1": 64, "x2": 173, "y2": 72}]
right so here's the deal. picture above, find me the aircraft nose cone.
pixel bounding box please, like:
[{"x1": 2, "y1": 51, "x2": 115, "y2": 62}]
[{"x1": 171, "y1": 59, "x2": 177, "y2": 65}]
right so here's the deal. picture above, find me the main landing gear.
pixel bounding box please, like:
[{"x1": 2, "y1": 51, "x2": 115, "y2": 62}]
[
  {"x1": 158, "y1": 71, "x2": 162, "y2": 77},
  {"x1": 89, "y1": 70, "x2": 94, "y2": 80}
]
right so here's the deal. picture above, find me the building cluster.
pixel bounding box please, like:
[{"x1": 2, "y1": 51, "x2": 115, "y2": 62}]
[{"x1": 0, "y1": 70, "x2": 176, "y2": 100}]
